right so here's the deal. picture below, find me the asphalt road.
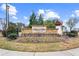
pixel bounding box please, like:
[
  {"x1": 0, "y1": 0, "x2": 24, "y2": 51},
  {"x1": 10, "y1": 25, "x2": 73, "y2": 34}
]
[{"x1": 0, "y1": 48, "x2": 79, "y2": 56}]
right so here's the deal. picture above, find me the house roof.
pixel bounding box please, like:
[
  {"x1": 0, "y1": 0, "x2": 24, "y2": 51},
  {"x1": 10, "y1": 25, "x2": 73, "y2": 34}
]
[{"x1": 55, "y1": 20, "x2": 63, "y2": 26}]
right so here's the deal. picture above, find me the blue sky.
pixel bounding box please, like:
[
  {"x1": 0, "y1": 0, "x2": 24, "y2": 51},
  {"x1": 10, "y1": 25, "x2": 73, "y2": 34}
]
[{"x1": 0, "y1": 3, "x2": 79, "y2": 29}]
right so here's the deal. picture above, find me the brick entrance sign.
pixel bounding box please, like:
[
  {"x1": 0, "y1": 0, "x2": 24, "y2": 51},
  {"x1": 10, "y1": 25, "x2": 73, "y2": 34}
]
[{"x1": 32, "y1": 26, "x2": 46, "y2": 33}]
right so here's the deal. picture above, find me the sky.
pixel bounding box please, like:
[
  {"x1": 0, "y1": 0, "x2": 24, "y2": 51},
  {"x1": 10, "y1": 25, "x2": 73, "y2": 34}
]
[{"x1": 0, "y1": 3, "x2": 79, "y2": 29}]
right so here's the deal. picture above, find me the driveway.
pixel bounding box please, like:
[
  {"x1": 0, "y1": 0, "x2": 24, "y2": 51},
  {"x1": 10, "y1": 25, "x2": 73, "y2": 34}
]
[{"x1": 0, "y1": 48, "x2": 79, "y2": 56}]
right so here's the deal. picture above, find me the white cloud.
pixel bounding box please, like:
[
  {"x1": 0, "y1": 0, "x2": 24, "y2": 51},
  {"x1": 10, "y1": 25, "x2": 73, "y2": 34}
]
[
  {"x1": 24, "y1": 16, "x2": 28, "y2": 19},
  {"x1": 71, "y1": 14, "x2": 75, "y2": 17},
  {"x1": 37, "y1": 9, "x2": 45, "y2": 16},
  {"x1": 12, "y1": 16, "x2": 18, "y2": 19},
  {"x1": 1, "y1": 4, "x2": 5, "y2": 10},
  {"x1": 37, "y1": 9, "x2": 60, "y2": 20},
  {"x1": 1, "y1": 4, "x2": 17, "y2": 16},
  {"x1": 74, "y1": 10, "x2": 79, "y2": 16},
  {"x1": 70, "y1": 10, "x2": 79, "y2": 18},
  {"x1": 45, "y1": 10, "x2": 60, "y2": 19}
]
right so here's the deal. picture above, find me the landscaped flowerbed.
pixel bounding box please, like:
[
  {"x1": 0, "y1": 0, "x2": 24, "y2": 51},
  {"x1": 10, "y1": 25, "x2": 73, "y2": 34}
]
[
  {"x1": 15, "y1": 36, "x2": 64, "y2": 43},
  {"x1": 0, "y1": 36, "x2": 79, "y2": 52},
  {"x1": 16, "y1": 33, "x2": 63, "y2": 43}
]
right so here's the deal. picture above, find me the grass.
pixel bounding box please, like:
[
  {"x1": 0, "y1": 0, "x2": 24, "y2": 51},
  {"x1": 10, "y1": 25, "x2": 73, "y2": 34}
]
[{"x1": 0, "y1": 37, "x2": 79, "y2": 52}]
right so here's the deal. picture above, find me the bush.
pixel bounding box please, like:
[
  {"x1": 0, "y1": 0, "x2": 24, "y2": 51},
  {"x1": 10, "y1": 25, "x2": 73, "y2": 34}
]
[
  {"x1": 67, "y1": 30, "x2": 78, "y2": 37},
  {"x1": 2, "y1": 25, "x2": 18, "y2": 39},
  {"x1": 7, "y1": 28, "x2": 18, "y2": 40},
  {"x1": 2, "y1": 30, "x2": 7, "y2": 37},
  {"x1": 7, "y1": 33, "x2": 17, "y2": 39}
]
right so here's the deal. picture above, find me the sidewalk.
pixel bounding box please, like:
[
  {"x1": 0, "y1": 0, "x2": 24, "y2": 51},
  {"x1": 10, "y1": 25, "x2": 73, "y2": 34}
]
[{"x1": 0, "y1": 48, "x2": 79, "y2": 56}]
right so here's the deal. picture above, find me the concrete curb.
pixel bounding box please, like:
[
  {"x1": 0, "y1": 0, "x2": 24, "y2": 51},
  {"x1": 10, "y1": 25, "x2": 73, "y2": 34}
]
[{"x1": 0, "y1": 48, "x2": 79, "y2": 56}]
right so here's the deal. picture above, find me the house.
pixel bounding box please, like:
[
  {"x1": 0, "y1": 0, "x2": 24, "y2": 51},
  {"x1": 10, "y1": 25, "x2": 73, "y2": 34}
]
[{"x1": 55, "y1": 20, "x2": 63, "y2": 35}]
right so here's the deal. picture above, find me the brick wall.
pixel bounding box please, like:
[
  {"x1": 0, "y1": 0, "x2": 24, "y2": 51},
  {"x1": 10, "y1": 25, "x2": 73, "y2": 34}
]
[{"x1": 21, "y1": 29, "x2": 58, "y2": 34}]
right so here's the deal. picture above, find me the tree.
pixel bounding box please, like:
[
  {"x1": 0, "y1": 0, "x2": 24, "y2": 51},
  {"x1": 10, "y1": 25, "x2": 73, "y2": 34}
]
[
  {"x1": 29, "y1": 12, "x2": 37, "y2": 28},
  {"x1": 0, "y1": 18, "x2": 6, "y2": 30},
  {"x1": 7, "y1": 22, "x2": 17, "y2": 34},
  {"x1": 16, "y1": 22, "x2": 25, "y2": 32},
  {"x1": 37, "y1": 14, "x2": 43, "y2": 25},
  {"x1": 44, "y1": 20, "x2": 56, "y2": 30},
  {"x1": 66, "y1": 17, "x2": 79, "y2": 32},
  {"x1": 2, "y1": 22, "x2": 17, "y2": 37}
]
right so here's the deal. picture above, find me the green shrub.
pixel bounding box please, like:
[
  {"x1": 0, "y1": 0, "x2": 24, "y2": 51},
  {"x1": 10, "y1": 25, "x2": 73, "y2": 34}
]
[
  {"x1": 7, "y1": 29, "x2": 18, "y2": 39},
  {"x1": 2, "y1": 24, "x2": 18, "y2": 39},
  {"x1": 2, "y1": 30, "x2": 7, "y2": 37},
  {"x1": 7, "y1": 33, "x2": 17, "y2": 39},
  {"x1": 67, "y1": 31, "x2": 78, "y2": 37}
]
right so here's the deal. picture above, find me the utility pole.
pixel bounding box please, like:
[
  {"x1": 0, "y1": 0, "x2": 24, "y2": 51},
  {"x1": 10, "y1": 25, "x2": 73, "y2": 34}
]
[
  {"x1": 5, "y1": 3, "x2": 9, "y2": 36},
  {"x1": 6, "y1": 3, "x2": 9, "y2": 30}
]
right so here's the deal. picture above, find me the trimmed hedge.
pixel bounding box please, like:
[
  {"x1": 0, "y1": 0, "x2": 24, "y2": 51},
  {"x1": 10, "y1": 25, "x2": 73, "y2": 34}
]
[
  {"x1": 7, "y1": 33, "x2": 17, "y2": 39},
  {"x1": 67, "y1": 31, "x2": 78, "y2": 37}
]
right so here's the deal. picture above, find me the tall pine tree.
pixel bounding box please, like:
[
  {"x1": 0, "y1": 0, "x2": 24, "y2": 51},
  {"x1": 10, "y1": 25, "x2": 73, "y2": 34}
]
[
  {"x1": 38, "y1": 14, "x2": 43, "y2": 25},
  {"x1": 29, "y1": 12, "x2": 37, "y2": 28}
]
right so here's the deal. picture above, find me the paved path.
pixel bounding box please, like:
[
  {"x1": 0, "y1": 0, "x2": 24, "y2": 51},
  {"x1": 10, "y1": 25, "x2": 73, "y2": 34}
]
[{"x1": 0, "y1": 48, "x2": 79, "y2": 56}]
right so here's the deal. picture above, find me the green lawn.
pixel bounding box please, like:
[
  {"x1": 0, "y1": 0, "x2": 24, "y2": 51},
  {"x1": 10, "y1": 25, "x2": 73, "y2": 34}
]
[{"x1": 0, "y1": 37, "x2": 79, "y2": 52}]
